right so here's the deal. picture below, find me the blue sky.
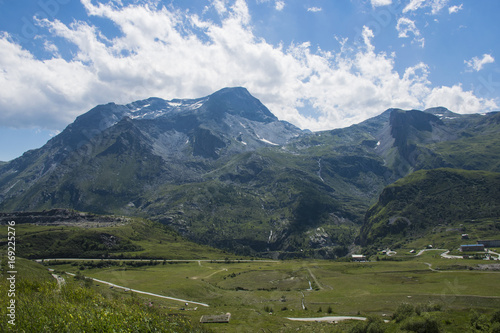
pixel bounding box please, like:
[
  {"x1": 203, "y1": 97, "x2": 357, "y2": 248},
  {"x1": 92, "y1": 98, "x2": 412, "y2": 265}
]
[{"x1": 0, "y1": 0, "x2": 499, "y2": 161}]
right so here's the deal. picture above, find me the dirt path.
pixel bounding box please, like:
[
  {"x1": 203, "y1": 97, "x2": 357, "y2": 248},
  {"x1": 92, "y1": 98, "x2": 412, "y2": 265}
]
[
  {"x1": 191, "y1": 267, "x2": 228, "y2": 280},
  {"x1": 305, "y1": 266, "x2": 324, "y2": 290},
  {"x1": 487, "y1": 250, "x2": 500, "y2": 260},
  {"x1": 50, "y1": 271, "x2": 66, "y2": 290},
  {"x1": 424, "y1": 262, "x2": 438, "y2": 272},
  {"x1": 440, "y1": 250, "x2": 463, "y2": 259},
  {"x1": 415, "y1": 249, "x2": 448, "y2": 256},
  {"x1": 203, "y1": 268, "x2": 228, "y2": 279},
  {"x1": 64, "y1": 272, "x2": 210, "y2": 307}
]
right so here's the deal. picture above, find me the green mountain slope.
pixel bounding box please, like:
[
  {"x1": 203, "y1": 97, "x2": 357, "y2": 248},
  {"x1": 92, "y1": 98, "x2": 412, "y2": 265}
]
[
  {"x1": 0, "y1": 87, "x2": 499, "y2": 258},
  {"x1": 0, "y1": 209, "x2": 232, "y2": 259},
  {"x1": 359, "y1": 168, "x2": 500, "y2": 251}
]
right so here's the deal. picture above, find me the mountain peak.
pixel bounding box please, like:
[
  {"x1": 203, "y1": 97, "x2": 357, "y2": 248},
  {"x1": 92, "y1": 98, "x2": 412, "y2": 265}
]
[
  {"x1": 122, "y1": 87, "x2": 276, "y2": 124},
  {"x1": 205, "y1": 87, "x2": 277, "y2": 123},
  {"x1": 423, "y1": 107, "x2": 458, "y2": 118}
]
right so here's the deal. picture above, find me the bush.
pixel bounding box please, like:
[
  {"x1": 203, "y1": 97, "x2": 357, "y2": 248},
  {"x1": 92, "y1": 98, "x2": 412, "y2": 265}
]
[
  {"x1": 393, "y1": 303, "x2": 414, "y2": 323},
  {"x1": 492, "y1": 310, "x2": 500, "y2": 324},
  {"x1": 401, "y1": 315, "x2": 441, "y2": 333},
  {"x1": 415, "y1": 302, "x2": 442, "y2": 315},
  {"x1": 491, "y1": 322, "x2": 500, "y2": 333},
  {"x1": 470, "y1": 310, "x2": 490, "y2": 332}
]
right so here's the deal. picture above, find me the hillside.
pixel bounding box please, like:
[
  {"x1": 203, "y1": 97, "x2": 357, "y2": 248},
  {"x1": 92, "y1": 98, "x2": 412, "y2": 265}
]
[
  {"x1": 0, "y1": 209, "x2": 233, "y2": 259},
  {"x1": 1, "y1": 87, "x2": 499, "y2": 257},
  {"x1": 0, "y1": 258, "x2": 205, "y2": 332},
  {"x1": 359, "y1": 168, "x2": 500, "y2": 251}
]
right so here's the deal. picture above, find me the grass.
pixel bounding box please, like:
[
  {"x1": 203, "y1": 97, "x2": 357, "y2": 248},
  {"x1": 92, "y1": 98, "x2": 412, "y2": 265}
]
[
  {"x1": 42, "y1": 253, "x2": 500, "y2": 332},
  {"x1": 0, "y1": 257, "x2": 207, "y2": 332},
  {"x1": 0, "y1": 219, "x2": 240, "y2": 260}
]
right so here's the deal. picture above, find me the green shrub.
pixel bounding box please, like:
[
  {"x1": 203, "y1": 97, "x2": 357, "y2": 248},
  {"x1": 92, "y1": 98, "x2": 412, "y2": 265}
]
[
  {"x1": 264, "y1": 306, "x2": 273, "y2": 313},
  {"x1": 491, "y1": 322, "x2": 500, "y2": 333},
  {"x1": 492, "y1": 310, "x2": 500, "y2": 324},
  {"x1": 393, "y1": 303, "x2": 414, "y2": 323},
  {"x1": 401, "y1": 315, "x2": 441, "y2": 333},
  {"x1": 470, "y1": 309, "x2": 491, "y2": 332},
  {"x1": 415, "y1": 302, "x2": 441, "y2": 315}
]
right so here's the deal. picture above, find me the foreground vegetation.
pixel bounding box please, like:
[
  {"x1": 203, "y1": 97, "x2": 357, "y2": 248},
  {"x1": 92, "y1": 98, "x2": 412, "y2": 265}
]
[{"x1": 0, "y1": 258, "x2": 208, "y2": 332}]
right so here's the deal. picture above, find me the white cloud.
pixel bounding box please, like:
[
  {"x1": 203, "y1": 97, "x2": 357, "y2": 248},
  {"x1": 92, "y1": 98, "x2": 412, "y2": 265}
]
[
  {"x1": 212, "y1": 0, "x2": 228, "y2": 14},
  {"x1": 403, "y1": 0, "x2": 449, "y2": 15},
  {"x1": 396, "y1": 17, "x2": 425, "y2": 48},
  {"x1": 370, "y1": 0, "x2": 392, "y2": 7},
  {"x1": 307, "y1": 7, "x2": 322, "y2": 13},
  {"x1": 425, "y1": 84, "x2": 498, "y2": 114},
  {"x1": 255, "y1": 0, "x2": 284, "y2": 11},
  {"x1": 448, "y1": 4, "x2": 463, "y2": 14},
  {"x1": 275, "y1": 1, "x2": 285, "y2": 11},
  {"x1": 0, "y1": 0, "x2": 496, "y2": 133},
  {"x1": 465, "y1": 54, "x2": 495, "y2": 72},
  {"x1": 430, "y1": 0, "x2": 449, "y2": 14},
  {"x1": 403, "y1": 0, "x2": 425, "y2": 13}
]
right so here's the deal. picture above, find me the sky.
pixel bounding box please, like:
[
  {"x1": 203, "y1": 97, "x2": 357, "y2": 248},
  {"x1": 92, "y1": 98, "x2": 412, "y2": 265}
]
[{"x1": 0, "y1": 0, "x2": 499, "y2": 161}]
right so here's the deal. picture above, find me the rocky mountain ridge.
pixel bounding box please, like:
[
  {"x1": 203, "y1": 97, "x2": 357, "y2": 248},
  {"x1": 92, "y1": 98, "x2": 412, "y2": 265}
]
[{"x1": 1, "y1": 87, "x2": 499, "y2": 257}]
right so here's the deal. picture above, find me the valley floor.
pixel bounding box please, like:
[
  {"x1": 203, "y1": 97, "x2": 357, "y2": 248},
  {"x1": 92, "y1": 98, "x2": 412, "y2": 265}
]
[{"x1": 41, "y1": 251, "x2": 500, "y2": 332}]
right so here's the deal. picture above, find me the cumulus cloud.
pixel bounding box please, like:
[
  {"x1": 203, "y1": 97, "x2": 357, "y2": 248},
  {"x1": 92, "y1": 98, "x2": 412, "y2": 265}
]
[
  {"x1": 425, "y1": 84, "x2": 498, "y2": 114},
  {"x1": 0, "y1": 0, "x2": 496, "y2": 132},
  {"x1": 430, "y1": 0, "x2": 450, "y2": 14},
  {"x1": 396, "y1": 17, "x2": 425, "y2": 47},
  {"x1": 275, "y1": 1, "x2": 285, "y2": 11},
  {"x1": 370, "y1": 0, "x2": 392, "y2": 7},
  {"x1": 403, "y1": 0, "x2": 449, "y2": 15},
  {"x1": 465, "y1": 54, "x2": 495, "y2": 72},
  {"x1": 448, "y1": 4, "x2": 463, "y2": 14}
]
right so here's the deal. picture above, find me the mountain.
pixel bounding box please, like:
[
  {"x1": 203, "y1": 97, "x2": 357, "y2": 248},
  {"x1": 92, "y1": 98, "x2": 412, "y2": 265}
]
[
  {"x1": 0, "y1": 87, "x2": 302, "y2": 210},
  {"x1": 359, "y1": 168, "x2": 500, "y2": 251},
  {"x1": 1, "y1": 87, "x2": 499, "y2": 258}
]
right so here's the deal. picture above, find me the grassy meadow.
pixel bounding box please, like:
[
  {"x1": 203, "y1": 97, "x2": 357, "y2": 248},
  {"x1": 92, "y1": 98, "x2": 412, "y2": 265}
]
[
  {"x1": 39, "y1": 250, "x2": 500, "y2": 332},
  {"x1": 0, "y1": 257, "x2": 207, "y2": 332},
  {"x1": 2, "y1": 219, "x2": 500, "y2": 331}
]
